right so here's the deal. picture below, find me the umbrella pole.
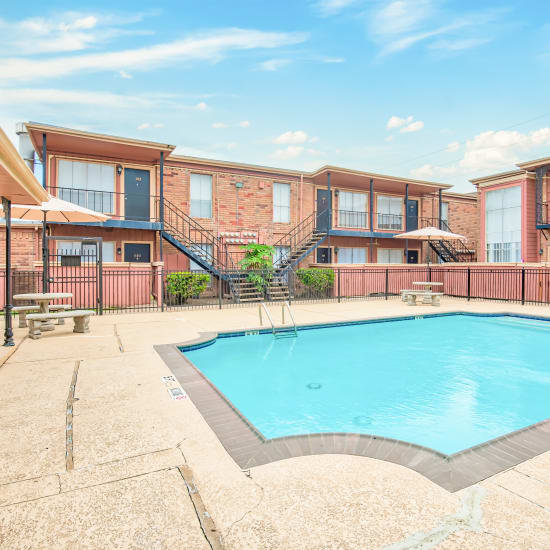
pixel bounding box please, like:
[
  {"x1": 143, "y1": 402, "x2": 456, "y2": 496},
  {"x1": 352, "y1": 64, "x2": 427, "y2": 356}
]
[
  {"x1": 3, "y1": 197, "x2": 14, "y2": 346},
  {"x1": 42, "y1": 211, "x2": 48, "y2": 293}
]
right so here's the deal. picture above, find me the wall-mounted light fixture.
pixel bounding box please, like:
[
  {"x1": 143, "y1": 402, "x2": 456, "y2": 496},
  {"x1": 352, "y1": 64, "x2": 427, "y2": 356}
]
[
  {"x1": 235, "y1": 182, "x2": 244, "y2": 189},
  {"x1": 334, "y1": 189, "x2": 339, "y2": 196},
  {"x1": 116, "y1": 165, "x2": 123, "y2": 175},
  {"x1": 117, "y1": 247, "x2": 122, "y2": 256}
]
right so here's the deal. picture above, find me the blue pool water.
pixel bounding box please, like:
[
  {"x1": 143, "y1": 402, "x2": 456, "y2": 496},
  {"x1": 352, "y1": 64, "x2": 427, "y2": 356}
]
[{"x1": 182, "y1": 314, "x2": 550, "y2": 454}]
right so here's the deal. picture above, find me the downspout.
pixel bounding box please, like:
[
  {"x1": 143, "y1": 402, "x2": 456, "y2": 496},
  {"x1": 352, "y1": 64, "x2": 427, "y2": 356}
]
[
  {"x1": 438, "y1": 188, "x2": 442, "y2": 229},
  {"x1": 42, "y1": 133, "x2": 47, "y2": 189},
  {"x1": 3, "y1": 198, "x2": 14, "y2": 346},
  {"x1": 405, "y1": 183, "x2": 409, "y2": 264},
  {"x1": 300, "y1": 173, "x2": 303, "y2": 221},
  {"x1": 327, "y1": 172, "x2": 331, "y2": 261},
  {"x1": 369, "y1": 178, "x2": 374, "y2": 263},
  {"x1": 159, "y1": 151, "x2": 164, "y2": 262}
]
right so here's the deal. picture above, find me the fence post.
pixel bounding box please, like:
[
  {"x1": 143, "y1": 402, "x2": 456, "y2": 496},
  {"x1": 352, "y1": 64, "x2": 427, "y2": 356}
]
[
  {"x1": 467, "y1": 267, "x2": 471, "y2": 301},
  {"x1": 427, "y1": 265, "x2": 432, "y2": 282},
  {"x1": 218, "y1": 274, "x2": 223, "y2": 309},
  {"x1": 337, "y1": 268, "x2": 341, "y2": 303},
  {"x1": 385, "y1": 268, "x2": 389, "y2": 299},
  {"x1": 521, "y1": 268, "x2": 525, "y2": 305}
]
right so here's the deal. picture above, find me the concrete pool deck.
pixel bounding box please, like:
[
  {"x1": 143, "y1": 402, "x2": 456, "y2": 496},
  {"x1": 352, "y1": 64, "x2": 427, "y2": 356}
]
[{"x1": 0, "y1": 298, "x2": 549, "y2": 549}]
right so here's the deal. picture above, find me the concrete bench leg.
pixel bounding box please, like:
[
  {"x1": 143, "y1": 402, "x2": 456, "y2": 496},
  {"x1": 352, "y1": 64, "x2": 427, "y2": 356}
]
[
  {"x1": 18, "y1": 312, "x2": 28, "y2": 328},
  {"x1": 432, "y1": 295, "x2": 441, "y2": 306},
  {"x1": 57, "y1": 317, "x2": 65, "y2": 325},
  {"x1": 407, "y1": 294, "x2": 417, "y2": 306},
  {"x1": 28, "y1": 319, "x2": 42, "y2": 339},
  {"x1": 422, "y1": 294, "x2": 432, "y2": 304},
  {"x1": 73, "y1": 315, "x2": 90, "y2": 334}
]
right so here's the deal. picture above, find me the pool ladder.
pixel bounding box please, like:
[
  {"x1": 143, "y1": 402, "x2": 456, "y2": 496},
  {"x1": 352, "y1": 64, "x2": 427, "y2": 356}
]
[{"x1": 259, "y1": 301, "x2": 298, "y2": 338}]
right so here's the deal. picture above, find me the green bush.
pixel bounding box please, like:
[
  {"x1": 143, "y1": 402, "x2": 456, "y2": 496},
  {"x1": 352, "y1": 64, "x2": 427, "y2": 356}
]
[
  {"x1": 239, "y1": 243, "x2": 275, "y2": 292},
  {"x1": 296, "y1": 268, "x2": 335, "y2": 295},
  {"x1": 165, "y1": 272, "x2": 210, "y2": 303}
]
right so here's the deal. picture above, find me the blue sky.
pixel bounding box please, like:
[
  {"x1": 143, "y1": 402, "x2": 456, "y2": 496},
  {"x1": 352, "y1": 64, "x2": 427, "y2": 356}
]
[{"x1": 1, "y1": 0, "x2": 550, "y2": 192}]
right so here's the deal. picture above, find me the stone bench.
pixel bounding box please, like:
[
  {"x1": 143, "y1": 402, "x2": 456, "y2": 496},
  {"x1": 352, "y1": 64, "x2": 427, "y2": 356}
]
[
  {"x1": 400, "y1": 290, "x2": 416, "y2": 302},
  {"x1": 26, "y1": 310, "x2": 96, "y2": 339},
  {"x1": 13, "y1": 304, "x2": 72, "y2": 328},
  {"x1": 406, "y1": 291, "x2": 443, "y2": 307}
]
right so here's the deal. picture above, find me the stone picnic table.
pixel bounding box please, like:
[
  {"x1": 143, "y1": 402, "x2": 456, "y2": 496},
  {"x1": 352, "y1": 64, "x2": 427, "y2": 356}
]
[
  {"x1": 13, "y1": 292, "x2": 73, "y2": 331},
  {"x1": 412, "y1": 281, "x2": 443, "y2": 290}
]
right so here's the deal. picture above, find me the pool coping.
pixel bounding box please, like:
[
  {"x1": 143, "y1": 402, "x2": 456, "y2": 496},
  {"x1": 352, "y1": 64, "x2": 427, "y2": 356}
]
[{"x1": 154, "y1": 310, "x2": 550, "y2": 493}]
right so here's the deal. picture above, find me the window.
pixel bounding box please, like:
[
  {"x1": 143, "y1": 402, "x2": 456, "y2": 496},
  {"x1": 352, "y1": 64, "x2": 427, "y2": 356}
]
[
  {"x1": 440, "y1": 202, "x2": 449, "y2": 230},
  {"x1": 56, "y1": 241, "x2": 115, "y2": 263},
  {"x1": 273, "y1": 182, "x2": 290, "y2": 223},
  {"x1": 337, "y1": 247, "x2": 366, "y2": 264},
  {"x1": 124, "y1": 243, "x2": 151, "y2": 263},
  {"x1": 190, "y1": 174, "x2": 212, "y2": 218},
  {"x1": 485, "y1": 186, "x2": 521, "y2": 263},
  {"x1": 377, "y1": 195, "x2": 403, "y2": 230},
  {"x1": 338, "y1": 191, "x2": 367, "y2": 228},
  {"x1": 58, "y1": 160, "x2": 115, "y2": 213},
  {"x1": 377, "y1": 248, "x2": 403, "y2": 264},
  {"x1": 273, "y1": 245, "x2": 291, "y2": 267}
]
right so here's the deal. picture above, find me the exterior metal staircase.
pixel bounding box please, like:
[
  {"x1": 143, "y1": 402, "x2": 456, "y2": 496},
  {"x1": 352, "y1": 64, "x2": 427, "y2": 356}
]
[
  {"x1": 420, "y1": 218, "x2": 476, "y2": 263},
  {"x1": 272, "y1": 208, "x2": 329, "y2": 274}
]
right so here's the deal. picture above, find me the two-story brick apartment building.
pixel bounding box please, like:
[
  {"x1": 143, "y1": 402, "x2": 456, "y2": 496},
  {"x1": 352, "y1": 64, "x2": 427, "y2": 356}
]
[
  {"x1": 6, "y1": 122, "x2": 477, "y2": 284},
  {"x1": 472, "y1": 155, "x2": 550, "y2": 263}
]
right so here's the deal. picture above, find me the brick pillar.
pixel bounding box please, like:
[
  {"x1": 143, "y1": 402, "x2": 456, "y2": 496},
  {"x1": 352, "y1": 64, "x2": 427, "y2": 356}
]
[{"x1": 152, "y1": 261, "x2": 164, "y2": 308}]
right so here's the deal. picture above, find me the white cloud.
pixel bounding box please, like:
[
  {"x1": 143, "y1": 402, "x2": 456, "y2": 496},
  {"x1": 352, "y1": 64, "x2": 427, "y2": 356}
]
[
  {"x1": 273, "y1": 130, "x2": 309, "y2": 144},
  {"x1": 0, "y1": 12, "x2": 152, "y2": 56},
  {"x1": 137, "y1": 123, "x2": 150, "y2": 130},
  {"x1": 367, "y1": 1, "x2": 502, "y2": 56},
  {"x1": 0, "y1": 87, "x2": 202, "y2": 111},
  {"x1": 259, "y1": 58, "x2": 291, "y2": 71},
  {"x1": 272, "y1": 146, "x2": 304, "y2": 159},
  {"x1": 212, "y1": 122, "x2": 228, "y2": 128},
  {"x1": 387, "y1": 115, "x2": 413, "y2": 129},
  {"x1": 446, "y1": 141, "x2": 460, "y2": 152},
  {"x1": 194, "y1": 102, "x2": 207, "y2": 111},
  {"x1": 239, "y1": 120, "x2": 250, "y2": 128},
  {"x1": 400, "y1": 120, "x2": 424, "y2": 133},
  {"x1": 313, "y1": 0, "x2": 357, "y2": 17},
  {"x1": 306, "y1": 148, "x2": 323, "y2": 156},
  {"x1": 0, "y1": 28, "x2": 308, "y2": 82},
  {"x1": 309, "y1": 136, "x2": 320, "y2": 143},
  {"x1": 119, "y1": 70, "x2": 132, "y2": 79},
  {"x1": 410, "y1": 127, "x2": 550, "y2": 179},
  {"x1": 322, "y1": 57, "x2": 345, "y2": 63}
]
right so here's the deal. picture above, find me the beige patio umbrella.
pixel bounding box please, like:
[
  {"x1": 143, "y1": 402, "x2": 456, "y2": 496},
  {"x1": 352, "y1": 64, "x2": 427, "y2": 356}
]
[
  {"x1": 11, "y1": 196, "x2": 109, "y2": 292},
  {"x1": 394, "y1": 226, "x2": 467, "y2": 264},
  {"x1": 393, "y1": 226, "x2": 466, "y2": 241}
]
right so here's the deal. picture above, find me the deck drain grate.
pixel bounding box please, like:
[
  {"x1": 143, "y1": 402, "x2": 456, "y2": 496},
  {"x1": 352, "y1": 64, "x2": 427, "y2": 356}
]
[{"x1": 306, "y1": 382, "x2": 322, "y2": 390}]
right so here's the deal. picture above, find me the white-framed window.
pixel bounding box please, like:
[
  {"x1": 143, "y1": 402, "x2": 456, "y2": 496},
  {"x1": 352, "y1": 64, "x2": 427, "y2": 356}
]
[
  {"x1": 273, "y1": 182, "x2": 291, "y2": 223},
  {"x1": 485, "y1": 186, "x2": 521, "y2": 263},
  {"x1": 58, "y1": 159, "x2": 115, "y2": 213},
  {"x1": 337, "y1": 247, "x2": 366, "y2": 264},
  {"x1": 377, "y1": 195, "x2": 403, "y2": 230},
  {"x1": 338, "y1": 191, "x2": 367, "y2": 228},
  {"x1": 190, "y1": 174, "x2": 212, "y2": 218},
  {"x1": 377, "y1": 248, "x2": 403, "y2": 264},
  {"x1": 56, "y1": 241, "x2": 115, "y2": 262}
]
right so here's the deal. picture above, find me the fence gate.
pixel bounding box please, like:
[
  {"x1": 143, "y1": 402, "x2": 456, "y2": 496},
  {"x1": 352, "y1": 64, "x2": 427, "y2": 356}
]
[{"x1": 46, "y1": 237, "x2": 103, "y2": 314}]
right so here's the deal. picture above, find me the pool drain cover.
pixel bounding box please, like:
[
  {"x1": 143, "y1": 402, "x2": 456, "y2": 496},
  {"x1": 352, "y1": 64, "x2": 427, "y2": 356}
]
[
  {"x1": 306, "y1": 382, "x2": 322, "y2": 390},
  {"x1": 353, "y1": 415, "x2": 372, "y2": 426}
]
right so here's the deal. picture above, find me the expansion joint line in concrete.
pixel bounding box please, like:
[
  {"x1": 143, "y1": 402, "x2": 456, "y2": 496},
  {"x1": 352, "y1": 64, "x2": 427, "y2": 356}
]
[
  {"x1": 65, "y1": 360, "x2": 81, "y2": 471},
  {"x1": 177, "y1": 465, "x2": 223, "y2": 550}
]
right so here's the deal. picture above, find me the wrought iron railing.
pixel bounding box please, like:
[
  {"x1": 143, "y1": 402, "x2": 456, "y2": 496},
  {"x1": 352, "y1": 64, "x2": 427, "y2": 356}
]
[
  {"x1": 49, "y1": 186, "x2": 160, "y2": 222},
  {"x1": 377, "y1": 212, "x2": 403, "y2": 230},
  {"x1": 272, "y1": 208, "x2": 329, "y2": 271},
  {"x1": 336, "y1": 209, "x2": 368, "y2": 228},
  {"x1": 418, "y1": 217, "x2": 475, "y2": 261},
  {"x1": 161, "y1": 197, "x2": 237, "y2": 272}
]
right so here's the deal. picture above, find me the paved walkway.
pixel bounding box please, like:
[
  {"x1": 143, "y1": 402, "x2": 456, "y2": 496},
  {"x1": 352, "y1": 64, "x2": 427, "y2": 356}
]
[{"x1": 1, "y1": 299, "x2": 549, "y2": 549}]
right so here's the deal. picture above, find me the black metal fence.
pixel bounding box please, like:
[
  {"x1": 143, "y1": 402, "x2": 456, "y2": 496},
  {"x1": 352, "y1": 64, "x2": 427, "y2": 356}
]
[{"x1": 2, "y1": 266, "x2": 550, "y2": 315}]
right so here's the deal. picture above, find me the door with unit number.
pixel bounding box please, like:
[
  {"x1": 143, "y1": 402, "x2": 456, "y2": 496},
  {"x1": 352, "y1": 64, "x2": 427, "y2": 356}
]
[{"x1": 124, "y1": 169, "x2": 150, "y2": 221}]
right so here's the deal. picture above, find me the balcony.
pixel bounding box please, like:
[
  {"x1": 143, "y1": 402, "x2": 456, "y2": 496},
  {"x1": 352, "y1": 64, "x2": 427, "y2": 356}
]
[
  {"x1": 335, "y1": 209, "x2": 368, "y2": 229},
  {"x1": 50, "y1": 186, "x2": 160, "y2": 224},
  {"x1": 377, "y1": 212, "x2": 403, "y2": 231}
]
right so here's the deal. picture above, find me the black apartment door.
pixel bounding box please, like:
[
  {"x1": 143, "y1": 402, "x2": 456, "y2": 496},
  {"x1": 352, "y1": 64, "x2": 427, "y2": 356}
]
[
  {"x1": 316, "y1": 247, "x2": 332, "y2": 263},
  {"x1": 125, "y1": 169, "x2": 150, "y2": 221},
  {"x1": 316, "y1": 189, "x2": 331, "y2": 231},
  {"x1": 406, "y1": 199, "x2": 418, "y2": 231}
]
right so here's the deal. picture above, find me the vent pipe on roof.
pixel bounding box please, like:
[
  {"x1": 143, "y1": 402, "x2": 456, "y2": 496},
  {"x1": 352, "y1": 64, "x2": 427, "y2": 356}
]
[{"x1": 15, "y1": 122, "x2": 35, "y2": 172}]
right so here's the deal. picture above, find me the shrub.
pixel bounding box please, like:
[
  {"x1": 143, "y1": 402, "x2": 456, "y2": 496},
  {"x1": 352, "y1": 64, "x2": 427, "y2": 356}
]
[
  {"x1": 165, "y1": 272, "x2": 210, "y2": 303},
  {"x1": 296, "y1": 268, "x2": 335, "y2": 295},
  {"x1": 239, "y1": 243, "x2": 275, "y2": 292}
]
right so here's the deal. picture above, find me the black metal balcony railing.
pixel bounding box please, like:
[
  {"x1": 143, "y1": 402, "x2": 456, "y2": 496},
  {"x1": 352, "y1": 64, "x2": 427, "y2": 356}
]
[
  {"x1": 49, "y1": 187, "x2": 160, "y2": 222},
  {"x1": 336, "y1": 210, "x2": 368, "y2": 228},
  {"x1": 377, "y1": 212, "x2": 403, "y2": 230}
]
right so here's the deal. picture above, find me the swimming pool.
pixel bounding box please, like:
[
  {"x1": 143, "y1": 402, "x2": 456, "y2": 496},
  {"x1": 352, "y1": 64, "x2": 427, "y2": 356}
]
[{"x1": 182, "y1": 314, "x2": 550, "y2": 455}]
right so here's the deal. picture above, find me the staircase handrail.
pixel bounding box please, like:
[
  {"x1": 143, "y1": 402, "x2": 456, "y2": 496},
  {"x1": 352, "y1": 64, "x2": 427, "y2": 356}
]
[
  {"x1": 160, "y1": 197, "x2": 237, "y2": 271},
  {"x1": 272, "y1": 207, "x2": 329, "y2": 267}
]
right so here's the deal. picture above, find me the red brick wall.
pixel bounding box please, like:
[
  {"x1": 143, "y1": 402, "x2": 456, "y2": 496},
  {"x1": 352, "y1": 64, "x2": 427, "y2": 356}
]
[{"x1": 0, "y1": 226, "x2": 40, "y2": 269}]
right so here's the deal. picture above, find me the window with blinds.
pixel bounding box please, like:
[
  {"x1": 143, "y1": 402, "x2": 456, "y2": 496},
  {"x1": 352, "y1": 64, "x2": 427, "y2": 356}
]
[
  {"x1": 377, "y1": 195, "x2": 403, "y2": 230},
  {"x1": 338, "y1": 191, "x2": 367, "y2": 228},
  {"x1": 190, "y1": 174, "x2": 213, "y2": 218},
  {"x1": 485, "y1": 186, "x2": 521, "y2": 263},
  {"x1": 273, "y1": 182, "x2": 290, "y2": 223}
]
